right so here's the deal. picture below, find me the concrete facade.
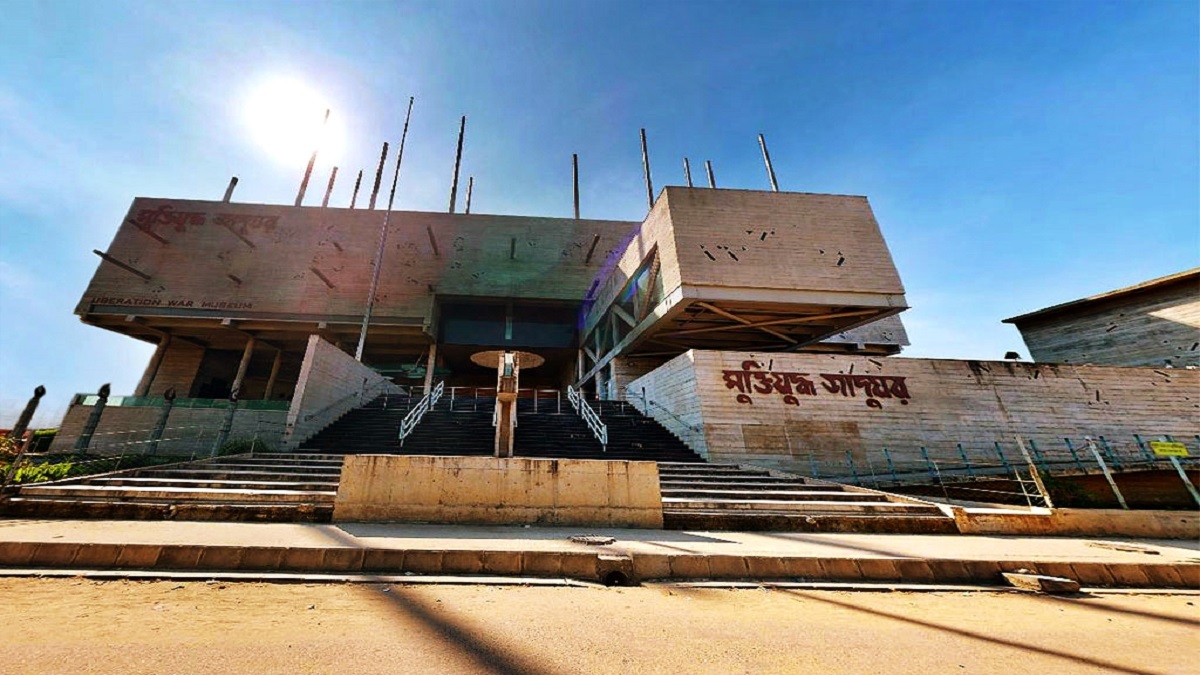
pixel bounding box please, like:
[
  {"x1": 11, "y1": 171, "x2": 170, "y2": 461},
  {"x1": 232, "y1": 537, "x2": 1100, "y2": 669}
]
[
  {"x1": 626, "y1": 350, "x2": 1200, "y2": 475},
  {"x1": 1005, "y1": 268, "x2": 1200, "y2": 368},
  {"x1": 284, "y1": 335, "x2": 398, "y2": 448}
]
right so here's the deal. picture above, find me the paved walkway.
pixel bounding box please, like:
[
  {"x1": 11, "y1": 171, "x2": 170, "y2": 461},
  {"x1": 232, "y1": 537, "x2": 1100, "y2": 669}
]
[{"x1": 0, "y1": 519, "x2": 1196, "y2": 587}]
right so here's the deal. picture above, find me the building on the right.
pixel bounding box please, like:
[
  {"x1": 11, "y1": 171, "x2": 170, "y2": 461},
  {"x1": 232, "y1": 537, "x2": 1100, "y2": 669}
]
[{"x1": 1004, "y1": 268, "x2": 1200, "y2": 368}]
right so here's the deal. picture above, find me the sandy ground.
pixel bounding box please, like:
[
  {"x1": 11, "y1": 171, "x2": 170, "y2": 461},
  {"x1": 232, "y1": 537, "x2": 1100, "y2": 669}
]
[{"x1": 1, "y1": 578, "x2": 1196, "y2": 674}]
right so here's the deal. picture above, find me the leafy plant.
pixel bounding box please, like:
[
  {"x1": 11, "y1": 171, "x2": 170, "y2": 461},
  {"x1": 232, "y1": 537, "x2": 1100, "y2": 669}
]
[{"x1": 218, "y1": 437, "x2": 274, "y2": 456}]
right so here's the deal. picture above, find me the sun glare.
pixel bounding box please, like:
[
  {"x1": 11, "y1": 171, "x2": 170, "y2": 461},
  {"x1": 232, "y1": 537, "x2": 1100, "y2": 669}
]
[{"x1": 243, "y1": 77, "x2": 345, "y2": 167}]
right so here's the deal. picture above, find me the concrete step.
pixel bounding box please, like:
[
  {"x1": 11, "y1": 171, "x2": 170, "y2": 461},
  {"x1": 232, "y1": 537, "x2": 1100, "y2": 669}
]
[
  {"x1": 19, "y1": 484, "x2": 336, "y2": 503},
  {"x1": 663, "y1": 510, "x2": 958, "y2": 534},
  {"x1": 195, "y1": 462, "x2": 348, "y2": 473},
  {"x1": 215, "y1": 457, "x2": 344, "y2": 466},
  {"x1": 660, "y1": 489, "x2": 883, "y2": 501},
  {"x1": 659, "y1": 480, "x2": 833, "y2": 491},
  {"x1": 656, "y1": 473, "x2": 803, "y2": 484},
  {"x1": 250, "y1": 453, "x2": 344, "y2": 460},
  {"x1": 138, "y1": 470, "x2": 342, "y2": 481},
  {"x1": 661, "y1": 497, "x2": 945, "y2": 515},
  {"x1": 85, "y1": 477, "x2": 340, "y2": 491},
  {"x1": 0, "y1": 498, "x2": 333, "y2": 522}
]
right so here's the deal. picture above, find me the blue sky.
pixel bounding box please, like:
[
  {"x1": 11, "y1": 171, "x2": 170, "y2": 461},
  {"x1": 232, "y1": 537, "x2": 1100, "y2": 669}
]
[{"x1": 1, "y1": 0, "x2": 1197, "y2": 426}]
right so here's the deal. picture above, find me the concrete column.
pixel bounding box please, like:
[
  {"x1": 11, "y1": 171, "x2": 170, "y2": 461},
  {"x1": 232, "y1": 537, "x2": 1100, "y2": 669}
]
[
  {"x1": 232, "y1": 336, "x2": 256, "y2": 398},
  {"x1": 263, "y1": 349, "x2": 283, "y2": 400},
  {"x1": 422, "y1": 343, "x2": 438, "y2": 396},
  {"x1": 74, "y1": 383, "x2": 110, "y2": 454},
  {"x1": 9, "y1": 385, "x2": 45, "y2": 444},
  {"x1": 134, "y1": 334, "x2": 172, "y2": 396}
]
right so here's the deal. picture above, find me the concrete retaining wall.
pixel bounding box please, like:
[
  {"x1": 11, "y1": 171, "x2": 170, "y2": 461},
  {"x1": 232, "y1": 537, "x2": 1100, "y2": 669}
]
[
  {"x1": 955, "y1": 508, "x2": 1200, "y2": 539},
  {"x1": 284, "y1": 335, "x2": 396, "y2": 448},
  {"x1": 626, "y1": 350, "x2": 1200, "y2": 476},
  {"x1": 48, "y1": 404, "x2": 286, "y2": 456},
  {"x1": 333, "y1": 455, "x2": 663, "y2": 528}
]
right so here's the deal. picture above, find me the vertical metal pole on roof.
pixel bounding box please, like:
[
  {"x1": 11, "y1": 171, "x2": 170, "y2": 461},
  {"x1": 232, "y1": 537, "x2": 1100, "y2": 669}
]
[
  {"x1": 321, "y1": 167, "x2": 339, "y2": 208},
  {"x1": 465, "y1": 177, "x2": 474, "y2": 214},
  {"x1": 222, "y1": 177, "x2": 239, "y2": 203},
  {"x1": 758, "y1": 133, "x2": 779, "y2": 192},
  {"x1": 640, "y1": 128, "x2": 654, "y2": 210},
  {"x1": 448, "y1": 115, "x2": 467, "y2": 213},
  {"x1": 349, "y1": 170, "x2": 364, "y2": 209},
  {"x1": 704, "y1": 160, "x2": 716, "y2": 188},
  {"x1": 295, "y1": 108, "x2": 331, "y2": 206},
  {"x1": 357, "y1": 97, "x2": 416, "y2": 362},
  {"x1": 368, "y1": 142, "x2": 390, "y2": 210},
  {"x1": 387, "y1": 97, "x2": 415, "y2": 212},
  {"x1": 683, "y1": 158, "x2": 693, "y2": 187},
  {"x1": 572, "y1": 154, "x2": 580, "y2": 219}
]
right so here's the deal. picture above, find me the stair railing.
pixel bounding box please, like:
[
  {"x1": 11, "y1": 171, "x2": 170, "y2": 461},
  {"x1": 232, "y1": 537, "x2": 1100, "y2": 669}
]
[
  {"x1": 567, "y1": 386, "x2": 607, "y2": 451},
  {"x1": 398, "y1": 380, "x2": 444, "y2": 446}
]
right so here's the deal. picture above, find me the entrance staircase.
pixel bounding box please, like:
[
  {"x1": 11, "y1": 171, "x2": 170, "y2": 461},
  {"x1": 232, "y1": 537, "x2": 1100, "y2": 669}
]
[
  {"x1": 658, "y1": 462, "x2": 957, "y2": 533},
  {"x1": 302, "y1": 393, "x2": 494, "y2": 456},
  {"x1": 1, "y1": 392, "x2": 956, "y2": 532},
  {"x1": 0, "y1": 453, "x2": 341, "y2": 522},
  {"x1": 300, "y1": 393, "x2": 704, "y2": 462}
]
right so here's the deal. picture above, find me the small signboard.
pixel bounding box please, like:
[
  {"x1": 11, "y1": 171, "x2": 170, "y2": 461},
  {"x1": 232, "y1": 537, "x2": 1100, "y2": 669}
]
[{"x1": 1149, "y1": 441, "x2": 1189, "y2": 457}]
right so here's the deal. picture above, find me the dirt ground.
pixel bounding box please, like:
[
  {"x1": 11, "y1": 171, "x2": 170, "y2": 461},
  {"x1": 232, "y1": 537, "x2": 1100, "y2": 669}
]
[{"x1": 0, "y1": 578, "x2": 1196, "y2": 674}]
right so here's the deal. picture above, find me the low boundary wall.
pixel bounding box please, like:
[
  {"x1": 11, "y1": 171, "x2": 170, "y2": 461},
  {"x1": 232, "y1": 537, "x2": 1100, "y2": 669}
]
[{"x1": 333, "y1": 455, "x2": 663, "y2": 528}]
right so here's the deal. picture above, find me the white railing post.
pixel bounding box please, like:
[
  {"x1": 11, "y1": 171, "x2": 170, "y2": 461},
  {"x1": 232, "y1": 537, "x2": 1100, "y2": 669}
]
[
  {"x1": 398, "y1": 380, "x2": 444, "y2": 445},
  {"x1": 567, "y1": 386, "x2": 608, "y2": 451}
]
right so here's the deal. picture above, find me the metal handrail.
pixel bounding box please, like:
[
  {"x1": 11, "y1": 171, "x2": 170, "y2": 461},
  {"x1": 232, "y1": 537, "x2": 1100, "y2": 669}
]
[
  {"x1": 398, "y1": 381, "x2": 444, "y2": 445},
  {"x1": 631, "y1": 388, "x2": 703, "y2": 433},
  {"x1": 567, "y1": 386, "x2": 607, "y2": 450}
]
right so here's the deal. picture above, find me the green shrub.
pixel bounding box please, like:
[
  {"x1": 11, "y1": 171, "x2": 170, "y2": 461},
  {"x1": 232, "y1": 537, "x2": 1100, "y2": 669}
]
[
  {"x1": 12, "y1": 461, "x2": 74, "y2": 484},
  {"x1": 28, "y1": 429, "x2": 57, "y2": 453},
  {"x1": 218, "y1": 437, "x2": 273, "y2": 456}
]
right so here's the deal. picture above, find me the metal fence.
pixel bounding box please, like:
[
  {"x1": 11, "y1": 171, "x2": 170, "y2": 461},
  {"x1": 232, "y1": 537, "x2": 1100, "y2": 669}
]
[{"x1": 806, "y1": 434, "x2": 1200, "y2": 508}]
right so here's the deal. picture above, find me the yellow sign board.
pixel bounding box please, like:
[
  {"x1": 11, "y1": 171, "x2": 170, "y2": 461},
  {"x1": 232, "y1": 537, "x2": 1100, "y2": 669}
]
[{"x1": 1149, "y1": 441, "x2": 1189, "y2": 458}]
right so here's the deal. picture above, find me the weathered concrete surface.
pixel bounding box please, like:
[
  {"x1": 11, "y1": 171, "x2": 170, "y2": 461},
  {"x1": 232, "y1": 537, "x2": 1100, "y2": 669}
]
[
  {"x1": 1, "y1": 520, "x2": 1196, "y2": 587},
  {"x1": 333, "y1": 455, "x2": 664, "y2": 528},
  {"x1": 5, "y1": 579, "x2": 1197, "y2": 675},
  {"x1": 1003, "y1": 571, "x2": 1082, "y2": 594},
  {"x1": 955, "y1": 507, "x2": 1199, "y2": 539}
]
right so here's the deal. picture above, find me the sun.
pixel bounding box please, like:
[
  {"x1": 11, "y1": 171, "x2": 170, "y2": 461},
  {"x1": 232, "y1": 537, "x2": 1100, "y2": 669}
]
[{"x1": 242, "y1": 77, "x2": 345, "y2": 167}]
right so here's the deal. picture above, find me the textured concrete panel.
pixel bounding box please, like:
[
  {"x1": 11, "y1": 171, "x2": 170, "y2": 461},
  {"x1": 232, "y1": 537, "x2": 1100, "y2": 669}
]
[{"x1": 333, "y1": 455, "x2": 663, "y2": 528}]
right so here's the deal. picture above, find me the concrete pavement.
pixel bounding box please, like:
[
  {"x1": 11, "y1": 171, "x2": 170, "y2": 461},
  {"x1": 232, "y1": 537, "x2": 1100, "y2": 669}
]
[{"x1": 0, "y1": 519, "x2": 1196, "y2": 588}]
